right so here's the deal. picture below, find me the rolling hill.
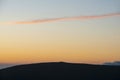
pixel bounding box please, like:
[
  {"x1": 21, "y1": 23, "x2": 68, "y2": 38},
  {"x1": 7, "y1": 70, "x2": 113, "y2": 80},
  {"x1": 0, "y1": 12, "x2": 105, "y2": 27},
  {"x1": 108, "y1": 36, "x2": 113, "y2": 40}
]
[{"x1": 0, "y1": 62, "x2": 120, "y2": 80}]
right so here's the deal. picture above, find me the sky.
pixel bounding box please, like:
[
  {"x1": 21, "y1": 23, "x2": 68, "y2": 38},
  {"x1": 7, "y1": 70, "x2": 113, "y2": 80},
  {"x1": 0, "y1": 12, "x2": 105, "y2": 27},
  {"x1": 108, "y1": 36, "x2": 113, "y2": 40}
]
[{"x1": 0, "y1": 0, "x2": 120, "y2": 64}]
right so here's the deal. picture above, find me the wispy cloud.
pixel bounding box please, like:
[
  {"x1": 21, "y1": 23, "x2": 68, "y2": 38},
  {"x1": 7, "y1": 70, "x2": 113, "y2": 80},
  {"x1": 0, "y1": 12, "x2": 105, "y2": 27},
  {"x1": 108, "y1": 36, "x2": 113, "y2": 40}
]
[{"x1": 0, "y1": 13, "x2": 120, "y2": 25}]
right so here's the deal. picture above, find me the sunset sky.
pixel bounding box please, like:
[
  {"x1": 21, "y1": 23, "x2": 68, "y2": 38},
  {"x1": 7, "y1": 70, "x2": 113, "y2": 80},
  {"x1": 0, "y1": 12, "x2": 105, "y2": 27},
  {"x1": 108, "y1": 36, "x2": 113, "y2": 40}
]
[{"x1": 0, "y1": 0, "x2": 120, "y2": 64}]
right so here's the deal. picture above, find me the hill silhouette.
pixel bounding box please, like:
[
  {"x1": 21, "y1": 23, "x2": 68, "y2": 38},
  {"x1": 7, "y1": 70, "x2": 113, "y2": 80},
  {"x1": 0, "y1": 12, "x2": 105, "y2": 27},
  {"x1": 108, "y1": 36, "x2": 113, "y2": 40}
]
[{"x1": 0, "y1": 62, "x2": 120, "y2": 80}]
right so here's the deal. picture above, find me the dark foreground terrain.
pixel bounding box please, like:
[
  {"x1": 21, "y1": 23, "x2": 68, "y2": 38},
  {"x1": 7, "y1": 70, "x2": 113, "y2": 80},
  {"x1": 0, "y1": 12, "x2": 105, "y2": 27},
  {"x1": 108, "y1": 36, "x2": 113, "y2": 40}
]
[{"x1": 0, "y1": 62, "x2": 120, "y2": 80}]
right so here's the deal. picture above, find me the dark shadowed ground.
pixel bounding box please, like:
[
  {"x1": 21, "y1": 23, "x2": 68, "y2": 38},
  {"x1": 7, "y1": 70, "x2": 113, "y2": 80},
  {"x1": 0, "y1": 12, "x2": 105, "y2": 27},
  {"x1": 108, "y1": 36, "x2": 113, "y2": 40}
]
[{"x1": 0, "y1": 62, "x2": 120, "y2": 80}]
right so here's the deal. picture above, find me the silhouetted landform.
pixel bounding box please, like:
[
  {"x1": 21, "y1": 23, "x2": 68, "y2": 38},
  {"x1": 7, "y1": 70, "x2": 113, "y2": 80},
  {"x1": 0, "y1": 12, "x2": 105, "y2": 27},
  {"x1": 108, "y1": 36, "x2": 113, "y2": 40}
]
[
  {"x1": 0, "y1": 62, "x2": 120, "y2": 80},
  {"x1": 103, "y1": 61, "x2": 120, "y2": 66}
]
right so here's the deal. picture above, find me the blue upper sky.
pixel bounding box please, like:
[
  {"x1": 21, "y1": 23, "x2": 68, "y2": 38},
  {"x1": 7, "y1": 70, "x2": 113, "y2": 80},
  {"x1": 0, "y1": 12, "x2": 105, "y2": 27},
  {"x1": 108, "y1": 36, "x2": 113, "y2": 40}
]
[{"x1": 1, "y1": 0, "x2": 120, "y2": 21}]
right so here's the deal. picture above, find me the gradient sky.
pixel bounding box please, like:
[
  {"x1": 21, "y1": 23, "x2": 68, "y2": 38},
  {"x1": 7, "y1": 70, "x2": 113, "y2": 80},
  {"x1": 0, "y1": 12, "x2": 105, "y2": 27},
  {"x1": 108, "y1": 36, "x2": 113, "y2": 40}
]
[{"x1": 0, "y1": 0, "x2": 120, "y2": 64}]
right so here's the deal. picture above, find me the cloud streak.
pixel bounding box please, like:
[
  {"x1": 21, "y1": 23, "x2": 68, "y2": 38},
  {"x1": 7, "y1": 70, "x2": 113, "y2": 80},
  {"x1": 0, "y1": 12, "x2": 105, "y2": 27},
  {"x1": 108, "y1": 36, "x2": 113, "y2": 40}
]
[{"x1": 0, "y1": 13, "x2": 120, "y2": 25}]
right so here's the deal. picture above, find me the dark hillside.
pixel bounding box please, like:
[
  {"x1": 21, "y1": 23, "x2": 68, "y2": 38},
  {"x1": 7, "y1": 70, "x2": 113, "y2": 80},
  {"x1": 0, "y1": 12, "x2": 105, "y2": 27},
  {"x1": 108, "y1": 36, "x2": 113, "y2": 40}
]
[{"x1": 0, "y1": 62, "x2": 120, "y2": 80}]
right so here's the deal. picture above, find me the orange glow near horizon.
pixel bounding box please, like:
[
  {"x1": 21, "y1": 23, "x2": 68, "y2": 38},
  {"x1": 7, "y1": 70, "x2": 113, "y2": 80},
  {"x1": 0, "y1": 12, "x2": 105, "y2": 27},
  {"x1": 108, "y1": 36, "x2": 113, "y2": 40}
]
[
  {"x1": 0, "y1": 23, "x2": 120, "y2": 64},
  {"x1": 0, "y1": 25, "x2": 120, "y2": 65},
  {"x1": 0, "y1": 39, "x2": 120, "y2": 64}
]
